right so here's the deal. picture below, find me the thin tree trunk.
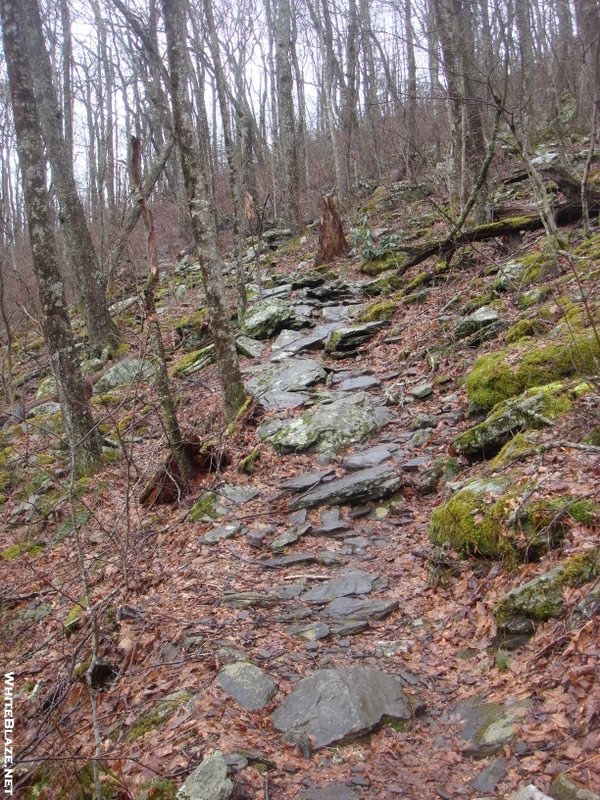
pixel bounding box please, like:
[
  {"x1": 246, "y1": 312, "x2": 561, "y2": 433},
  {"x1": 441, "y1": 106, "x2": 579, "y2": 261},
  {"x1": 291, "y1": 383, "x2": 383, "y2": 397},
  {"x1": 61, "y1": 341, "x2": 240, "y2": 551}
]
[
  {"x1": 130, "y1": 136, "x2": 193, "y2": 482},
  {"x1": 23, "y1": 0, "x2": 118, "y2": 357},
  {"x1": 161, "y1": 0, "x2": 247, "y2": 420},
  {"x1": 1, "y1": 0, "x2": 101, "y2": 476}
]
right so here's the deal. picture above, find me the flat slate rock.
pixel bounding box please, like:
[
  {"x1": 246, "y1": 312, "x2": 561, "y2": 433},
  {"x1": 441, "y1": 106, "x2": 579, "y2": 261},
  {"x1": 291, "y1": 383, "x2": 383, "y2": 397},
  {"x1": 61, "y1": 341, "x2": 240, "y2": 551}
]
[
  {"x1": 215, "y1": 662, "x2": 278, "y2": 710},
  {"x1": 271, "y1": 523, "x2": 312, "y2": 550},
  {"x1": 279, "y1": 469, "x2": 335, "y2": 492},
  {"x1": 342, "y1": 444, "x2": 397, "y2": 470},
  {"x1": 292, "y1": 786, "x2": 356, "y2": 800},
  {"x1": 339, "y1": 375, "x2": 381, "y2": 392},
  {"x1": 258, "y1": 391, "x2": 309, "y2": 410},
  {"x1": 246, "y1": 358, "x2": 327, "y2": 397},
  {"x1": 270, "y1": 666, "x2": 412, "y2": 748},
  {"x1": 261, "y1": 553, "x2": 317, "y2": 568},
  {"x1": 220, "y1": 592, "x2": 281, "y2": 609},
  {"x1": 199, "y1": 523, "x2": 242, "y2": 545},
  {"x1": 471, "y1": 757, "x2": 507, "y2": 792},
  {"x1": 288, "y1": 465, "x2": 401, "y2": 510},
  {"x1": 241, "y1": 297, "x2": 295, "y2": 339},
  {"x1": 235, "y1": 335, "x2": 264, "y2": 359},
  {"x1": 457, "y1": 698, "x2": 533, "y2": 758},
  {"x1": 93, "y1": 358, "x2": 154, "y2": 395},
  {"x1": 259, "y1": 392, "x2": 392, "y2": 455},
  {"x1": 323, "y1": 597, "x2": 399, "y2": 621},
  {"x1": 219, "y1": 485, "x2": 259, "y2": 504},
  {"x1": 302, "y1": 570, "x2": 377, "y2": 602},
  {"x1": 287, "y1": 621, "x2": 330, "y2": 641},
  {"x1": 407, "y1": 381, "x2": 433, "y2": 400}
]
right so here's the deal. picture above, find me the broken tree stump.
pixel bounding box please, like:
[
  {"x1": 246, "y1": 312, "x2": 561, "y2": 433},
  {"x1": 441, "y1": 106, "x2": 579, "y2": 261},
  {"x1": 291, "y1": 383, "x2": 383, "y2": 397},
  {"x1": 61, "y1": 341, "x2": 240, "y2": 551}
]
[{"x1": 314, "y1": 195, "x2": 348, "y2": 267}]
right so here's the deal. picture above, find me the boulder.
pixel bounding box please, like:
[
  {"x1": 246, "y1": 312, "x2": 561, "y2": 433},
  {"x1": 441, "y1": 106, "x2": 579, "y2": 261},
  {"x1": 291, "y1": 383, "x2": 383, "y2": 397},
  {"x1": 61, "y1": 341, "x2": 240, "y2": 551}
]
[
  {"x1": 215, "y1": 662, "x2": 278, "y2": 710},
  {"x1": 241, "y1": 298, "x2": 295, "y2": 339},
  {"x1": 258, "y1": 392, "x2": 392, "y2": 455},
  {"x1": 323, "y1": 597, "x2": 399, "y2": 622},
  {"x1": 93, "y1": 359, "x2": 153, "y2": 395},
  {"x1": 454, "y1": 306, "x2": 500, "y2": 339},
  {"x1": 270, "y1": 667, "x2": 412, "y2": 748},
  {"x1": 456, "y1": 697, "x2": 533, "y2": 758},
  {"x1": 342, "y1": 444, "x2": 398, "y2": 470},
  {"x1": 325, "y1": 321, "x2": 386, "y2": 353},
  {"x1": 302, "y1": 570, "x2": 377, "y2": 602},
  {"x1": 246, "y1": 358, "x2": 327, "y2": 397},
  {"x1": 235, "y1": 335, "x2": 264, "y2": 358},
  {"x1": 175, "y1": 751, "x2": 233, "y2": 800}
]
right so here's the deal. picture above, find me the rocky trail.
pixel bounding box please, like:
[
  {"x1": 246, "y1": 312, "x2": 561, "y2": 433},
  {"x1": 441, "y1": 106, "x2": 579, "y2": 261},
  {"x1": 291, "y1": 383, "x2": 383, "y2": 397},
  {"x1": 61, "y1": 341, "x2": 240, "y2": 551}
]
[{"x1": 1, "y1": 185, "x2": 600, "y2": 800}]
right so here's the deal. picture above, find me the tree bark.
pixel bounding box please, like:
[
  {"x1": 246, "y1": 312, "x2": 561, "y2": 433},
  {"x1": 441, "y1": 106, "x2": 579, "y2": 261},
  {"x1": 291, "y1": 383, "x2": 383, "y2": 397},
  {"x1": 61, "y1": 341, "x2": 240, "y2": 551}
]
[
  {"x1": 160, "y1": 0, "x2": 247, "y2": 421},
  {"x1": 315, "y1": 195, "x2": 348, "y2": 266},
  {"x1": 22, "y1": 0, "x2": 118, "y2": 357},
  {"x1": 1, "y1": 0, "x2": 101, "y2": 476}
]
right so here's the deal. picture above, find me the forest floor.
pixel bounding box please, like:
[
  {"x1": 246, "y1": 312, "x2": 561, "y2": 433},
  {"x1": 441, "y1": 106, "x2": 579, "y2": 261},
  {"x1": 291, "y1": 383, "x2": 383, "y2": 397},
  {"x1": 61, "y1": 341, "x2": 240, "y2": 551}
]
[{"x1": 1, "y1": 162, "x2": 600, "y2": 800}]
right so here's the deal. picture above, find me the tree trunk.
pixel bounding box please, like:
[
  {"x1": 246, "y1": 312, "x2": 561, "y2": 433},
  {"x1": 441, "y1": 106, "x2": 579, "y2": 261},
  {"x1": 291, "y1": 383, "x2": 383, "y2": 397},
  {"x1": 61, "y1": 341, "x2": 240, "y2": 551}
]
[
  {"x1": 275, "y1": 0, "x2": 302, "y2": 230},
  {"x1": 160, "y1": 0, "x2": 247, "y2": 421},
  {"x1": 1, "y1": 0, "x2": 101, "y2": 476},
  {"x1": 23, "y1": 0, "x2": 118, "y2": 357}
]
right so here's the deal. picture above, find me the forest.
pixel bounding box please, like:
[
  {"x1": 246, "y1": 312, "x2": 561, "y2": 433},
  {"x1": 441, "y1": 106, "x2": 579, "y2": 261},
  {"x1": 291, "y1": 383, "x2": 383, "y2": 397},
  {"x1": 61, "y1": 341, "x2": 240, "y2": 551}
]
[{"x1": 0, "y1": 0, "x2": 599, "y2": 798}]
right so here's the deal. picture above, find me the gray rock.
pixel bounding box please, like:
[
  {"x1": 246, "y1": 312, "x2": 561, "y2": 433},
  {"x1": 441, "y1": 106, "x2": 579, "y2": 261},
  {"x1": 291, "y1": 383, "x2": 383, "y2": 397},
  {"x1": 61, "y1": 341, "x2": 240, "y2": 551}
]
[
  {"x1": 241, "y1": 298, "x2": 295, "y2": 339},
  {"x1": 452, "y1": 391, "x2": 555, "y2": 457},
  {"x1": 215, "y1": 662, "x2": 278, "y2": 710},
  {"x1": 219, "y1": 485, "x2": 259, "y2": 504},
  {"x1": 271, "y1": 325, "x2": 338, "y2": 360},
  {"x1": 262, "y1": 553, "x2": 317, "y2": 568},
  {"x1": 470, "y1": 758, "x2": 507, "y2": 792},
  {"x1": 457, "y1": 698, "x2": 533, "y2": 758},
  {"x1": 259, "y1": 392, "x2": 392, "y2": 455},
  {"x1": 293, "y1": 786, "x2": 356, "y2": 800},
  {"x1": 279, "y1": 469, "x2": 335, "y2": 491},
  {"x1": 302, "y1": 570, "x2": 377, "y2": 602},
  {"x1": 270, "y1": 666, "x2": 411, "y2": 748},
  {"x1": 409, "y1": 413, "x2": 438, "y2": 431},
  {"x1": 493, "y1": 566, "x2": 566, "y2": 631},
  {"x1": 323, "y1": 597, "x2": 399, "y2": 621},
  {"x1": 287, "y1": 621, "x2": 330, "y2": 641},
  {"x1": 29, "y1": 401, "x2": 61, "y2": 417},
  {"x1": 258, "y1": 391, "x2": 309, "y2": 409},
  {"x1": 550, "y1": 775, "x2": 600, "y2": 800},
  {"x1": 407, "y1": 382, "x2": 433, "y2": 400},
  {"x1": 199, "y1": 523, "x2": 242, "y2": 545},
  {"x1": 510, "y1": 787, "x2": 552, "y2": 800},
  {"x1": 93, "y1": 358, "x2": 153, "y2": 394},
  {"x1": 455, "y1": 306, "x2": 500, "y2": 339},
  {"x1": 263, "y1": 227, "x2": 293, "y2": 244},
  {"x1": 339, "y1": 375, "x2": 381, "y2": 391},
  {"x1": 235, "y1": 335, "x2": 264, "y2": 358},
  {"x1": 175, "y1": 751, "x2": 233, "y2": 800},
  {"x1": 342, "y1": 445, "x2": 397, "y2": 470},
  {"x1": 220, "y1": 592, "x2": 281, "y2": 609},
  {"x1": 246, "y1": 358, "x2": 327, "y2": 396},
  {"x1": 288, "y1": 465, "x2": 401, "y2": 510},
  {"x1": 271, "y1": 523, "x2": 312, "y2": 550},
  {"x1": 325, "y1": 321, "x2": 386, "y2": 353},
  {"x1": 172, "y1": 345, "x2": 215, "y2": 378},
  {"x1": 495, "y1": 260, "x2": 526, "y2": 291}
]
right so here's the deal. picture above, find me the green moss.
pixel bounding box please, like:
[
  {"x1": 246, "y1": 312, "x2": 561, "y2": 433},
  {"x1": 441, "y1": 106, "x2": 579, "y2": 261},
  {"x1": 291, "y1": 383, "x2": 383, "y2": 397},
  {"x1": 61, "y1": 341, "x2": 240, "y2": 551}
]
[
  {"x1": 557, "y1": 548, "x2": 600, "y2": 588},
  {"x1": 518, "y1": 285, "x2": 553, "y2": 310},
  {"x1": 92, "y1": 393, "x2": 121, "y2": 406},
  {"x1": 189, "y1": 491, "x2": 219, "y2": 522},
  {"x1": 172, "y1": 344, "x2": 215, "y2": 378},
  {"x1": 362, "y1": 272, "x2": 403, "y2": 296},
  {"x1": 406, "y1": 271, "x2": 429, "y2": 292},
  {"x1": 0, "y1": 470, "x2": 10, "y2": 493},
  {"x1": 466, "y1": 332, "x2": 600, "y2": 410},
  {"x1": 574, "y1": 231, "x2": 600, "y2": 260},
  {"x1": 358, "y1": 251, "x2": 402, "y2": 275},
  {"x1": 519, "y1": 250, "x2": 557, "y2": 283},
  {"x1": 2, "y1": 541, "x2": 44, "y2": 560},
  {"x1": 504, "y1": 318, "x2": 546, "y2": 344},
  {"x1": 492, "y1": 432, "x2": 540, "y2": 466},
  {"x1": 124, "y1": 693, "x2": 191, "y2": 742},
  {"x1": 64, "y1": 602, "x2": 85, "y2": 636},
  {"x1": 429, "y1": 477, "x2": 517, "y2": 564},
  {"x1": 36, "y1": 453, "x2": 56, "y2": 466},
  {"x1": 54, "y1": 509, "x2": 91, "y2": 542},
  {"x1": 138, "y1": 777, "x2": 178, "y2": 800},
  {"x1": 356, "y1": 300, "x2": 396, "y2": 323},
  {"x1": 239, "y1": 446, "x2": 261, "y2": 474},
  {"x1": 582, "y1": 425, "x2": 600, "y2": 446}
]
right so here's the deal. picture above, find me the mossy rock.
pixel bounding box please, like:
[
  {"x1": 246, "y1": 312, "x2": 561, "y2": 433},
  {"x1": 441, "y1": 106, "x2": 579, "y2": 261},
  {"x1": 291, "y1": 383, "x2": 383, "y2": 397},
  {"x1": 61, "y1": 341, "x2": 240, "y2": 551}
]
[
  {"x1": 356, "y1": 300, "x2": 396, "y2": 323},
  {"x1": 174, "y1": 309, "x2": 209, "y2": 350},
  {"x1": 504, "y1": 318, "x2": 547, "y2": 344},
  {"x1": 137, "y1": 777, "x2": 178, "y2": 800},
  {"x1": 189, "y1": 491, "x2": 222, "y2": 522},
  {"x1": 466, "y1": 332, "x2": 600, "y2": 410},
  {"x1": 361, "y1": 272, "x2": 403, "y2": 296},
  {"x1": 2, "y1": 541, "x2": 44, "y2": 560},
  {"x1": 405, "y1": 271, "x2": 430, "y2": 292},
  {"x1": 54, "y1": 509, "x2": 91, "y2": 542},
  {"x1": 0, "y1": 470, "x2": 11, "y2": 494},
  {"x1": 491, "y1": 431, "x2": 541, "y2": 466},
  {"x1": 518, "y1": 249, "x2": 558, "y2": 284},
  {"x1": 31, "y1": 410, "x2": 64, "y2": 436},
  {"x1": 172, "y1": 344, "x2": 215, "y2": 378},
  {"x1": 358, "y1": 251, "x2": 402, "y2": 276},
  {"x1": 574, "y1": 231, "x2": 600, "y2": 260},
  {"x1": 494, "y1": 548, "x2": 600, "y2": 629},
  {"x1": 36, "y1": 376, "x2": 57, "y2": 399},
  {"x1": 453, "y1": 383, "x2": 571, "y2": 458},
  {"x1": 518, "y1": 284, "x2": 552, "y2": 310},
  {"x1": 64, "y1": 602, "x2": 85, "y2": 636},
  {"x1": 429, "y1": 475, "x2": 594, "y2": 564},
  {"x1": 124, "y1": 691, "x2": 191, "y2": 742}
]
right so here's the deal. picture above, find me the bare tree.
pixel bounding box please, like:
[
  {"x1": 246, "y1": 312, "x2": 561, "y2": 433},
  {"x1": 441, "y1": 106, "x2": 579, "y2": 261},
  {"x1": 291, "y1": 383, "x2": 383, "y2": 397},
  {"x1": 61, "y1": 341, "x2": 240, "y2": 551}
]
[
  {"x1": 1, "y1": 0, "x2": 101, "y2": 476},
  {"x1": 160, "y1": 0, "x2": 247, "y2": 420}
]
